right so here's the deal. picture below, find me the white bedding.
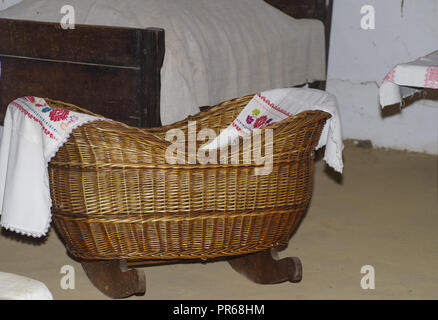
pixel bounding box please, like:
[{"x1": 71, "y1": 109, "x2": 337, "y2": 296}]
[{"x1": 0, "y1": 0, "x2": 326, "y2": 125}]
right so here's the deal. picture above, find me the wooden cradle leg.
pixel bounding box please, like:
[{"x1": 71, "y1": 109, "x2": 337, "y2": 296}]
[
  {"x1": 228, "y1": 248, "x2": 302, "y2": 284},
  {"x1": 81, "y1": 260, "x2": 146, "y2": 299}
]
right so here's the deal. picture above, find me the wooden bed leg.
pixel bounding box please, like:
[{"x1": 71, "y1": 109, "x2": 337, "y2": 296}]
[
  {"x1": 228, "y1": 248, "x2": 302, "y2": 284},
  {"x1": 81, "y1": 260, "x2": 146, "y2": 299}
]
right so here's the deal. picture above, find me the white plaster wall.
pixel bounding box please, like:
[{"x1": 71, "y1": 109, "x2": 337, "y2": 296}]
[
  {"x1": 327, "y1": 0, "x2": 438, "y2": 154},
  {"x1": 0, "y1": 0, "x2": 22, "y2": 11}
]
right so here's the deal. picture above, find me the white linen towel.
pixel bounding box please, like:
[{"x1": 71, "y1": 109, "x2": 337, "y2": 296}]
[
  {"x1": 0, "y1": 97, "x2": 103, "y2": 237},
  {"x1": 380, "y1": 50, "x2": 438, "y2": 107},
  {"x1": 202, "y1": 88, "x2": 344, "y2": 173}
]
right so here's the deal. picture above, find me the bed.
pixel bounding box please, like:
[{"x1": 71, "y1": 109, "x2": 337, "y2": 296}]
[{"x1": 0, "y1": 0, "x2": 333, "y2": 128}]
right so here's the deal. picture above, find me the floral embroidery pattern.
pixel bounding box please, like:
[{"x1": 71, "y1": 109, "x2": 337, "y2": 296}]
[
  {"x1": 11, "y1": 101, "x2": 58, "y2": 141},
  {"x1": 246, "y1": 115, "x2": 254, "y2": 124},
  {"x1": 254, "y1": 115, "x2": 267, "y2": 128},
  {"x1": 246, "y1": 109, "x2": 274, "y2": 128},
  {"x1": 239, "y1": 94, "x2": 283, "y2": 132},
  {"x1": 424, "y1": 66, "x2": 438, "y2": 88},
  {"x1": 11, "y1": 97, "x2": 98, "y2": 142},
  {"x1": 49, "y1": 109, "x2": 70, "y2": 122}
]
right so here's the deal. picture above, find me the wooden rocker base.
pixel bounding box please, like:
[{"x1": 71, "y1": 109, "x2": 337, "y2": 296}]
[
  {"x1": 81, "y1": 260, "x2": 146, "y2": 299},
  {"x1": 80, "y1": 248, "x2": 301, "y2": 298},
  {"x1": 228, "y1": 248, "x2": 302, "y2": 284}
]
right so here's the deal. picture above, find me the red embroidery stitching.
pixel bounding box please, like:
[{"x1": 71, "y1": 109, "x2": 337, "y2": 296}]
[
  {"x1": 11, "y1": 102, "x2": 58, "y2": 141},
  {"x1": 232, "y1": 122, "x2": 242, "y2": 132},
  {"x1": 383, "y1": 66, "x2": 397, "y2": 84},
  {"x1": 256, "y1": 93, "x2": 292, "y2": 117},
  {"x1": 49, "y1": 109, "x2": 70, "y2": 122},
  {"x1": 425, "y1": 66, "x2": 438, "y2": 89}
]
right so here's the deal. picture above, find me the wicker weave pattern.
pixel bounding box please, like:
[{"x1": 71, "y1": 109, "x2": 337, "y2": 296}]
[{"x1": 47, "y1": 95, "x2": 330, "y2": 261}]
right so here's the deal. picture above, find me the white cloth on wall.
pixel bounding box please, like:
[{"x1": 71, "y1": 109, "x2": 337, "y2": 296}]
[
  {"x1": 380, "y1": 50, "x2": 438, "y2": 107},
  {"x1": 202, "y1": 88, "x2": 344, "y2": 173},
  {"x1": 0, "y1": 97, "x2": 103, "y2": 237},
  {"x1": 0, "y1": 0, "x2": 326, "y2": 125}
]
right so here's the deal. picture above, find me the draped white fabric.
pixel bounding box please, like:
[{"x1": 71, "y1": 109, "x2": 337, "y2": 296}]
[
  {"x1": 0, "y1": 97, "x2": 102, "y2": 237},
  {"x1": 203, "y1": 88, "x2": 344, "y2": 173}
]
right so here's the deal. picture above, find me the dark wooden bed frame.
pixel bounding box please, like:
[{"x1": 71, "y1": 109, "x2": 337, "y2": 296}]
[
  {"x1": 0, "y1": 22, "x2": 165, "y2": 127},
  {"x1": 0, "y1": 0, "x2": 334, "y2": 299},
  {"x1": 0, "y1": 0, "x2": 333, "y2": 127}
]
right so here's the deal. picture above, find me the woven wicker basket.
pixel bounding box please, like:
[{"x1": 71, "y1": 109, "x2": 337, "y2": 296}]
[{"x1": 47, "y1": 95, "x2": 330, "y2": 262}]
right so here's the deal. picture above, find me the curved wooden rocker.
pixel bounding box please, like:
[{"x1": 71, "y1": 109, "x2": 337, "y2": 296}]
[
  {"x1": 80, "y1": 247, "x2": 301, "y2": 298},
  {"x1": 228, "y1": 248, "x2": 302, "y2": 284},
  {"x1": 81, "y1": 260, "x2": 146, "y2": 299}
]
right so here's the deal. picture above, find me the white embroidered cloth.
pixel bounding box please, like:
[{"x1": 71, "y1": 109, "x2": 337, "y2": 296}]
[
  {"x1": 202, "y1": 88, "x2": 344, "y2": 173},
  {"x1": 380, "y1": 50, "x2": 438, "y2": 108},
  {"x1": 0, "y1": 97, "x2": 102, "y2": 237}
]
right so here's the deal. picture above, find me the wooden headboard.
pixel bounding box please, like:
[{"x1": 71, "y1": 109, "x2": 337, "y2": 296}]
[{"x1": 0, "y1": 19, "x2": 164, "y2": 127}]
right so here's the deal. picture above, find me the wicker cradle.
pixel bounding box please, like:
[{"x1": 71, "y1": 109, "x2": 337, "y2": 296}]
[{"x1": 47, "y1": 95, "x2": 330, "y2": 263}]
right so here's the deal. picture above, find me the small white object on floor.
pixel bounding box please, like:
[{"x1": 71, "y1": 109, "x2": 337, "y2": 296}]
[
  {"x1": 0, "y1": 272, "x2": 53, "y2": 300},
  {"x1": 0, "y1": 0, "x2": 22, "y2": 11},
  {"x1": 380, "y1": 50, "x2": 438, "y2": 108}
]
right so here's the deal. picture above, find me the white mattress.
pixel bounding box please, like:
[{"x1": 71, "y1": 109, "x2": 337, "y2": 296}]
[{"x1": 0, "y1": 0, "x2": 326, "y2": 125}]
